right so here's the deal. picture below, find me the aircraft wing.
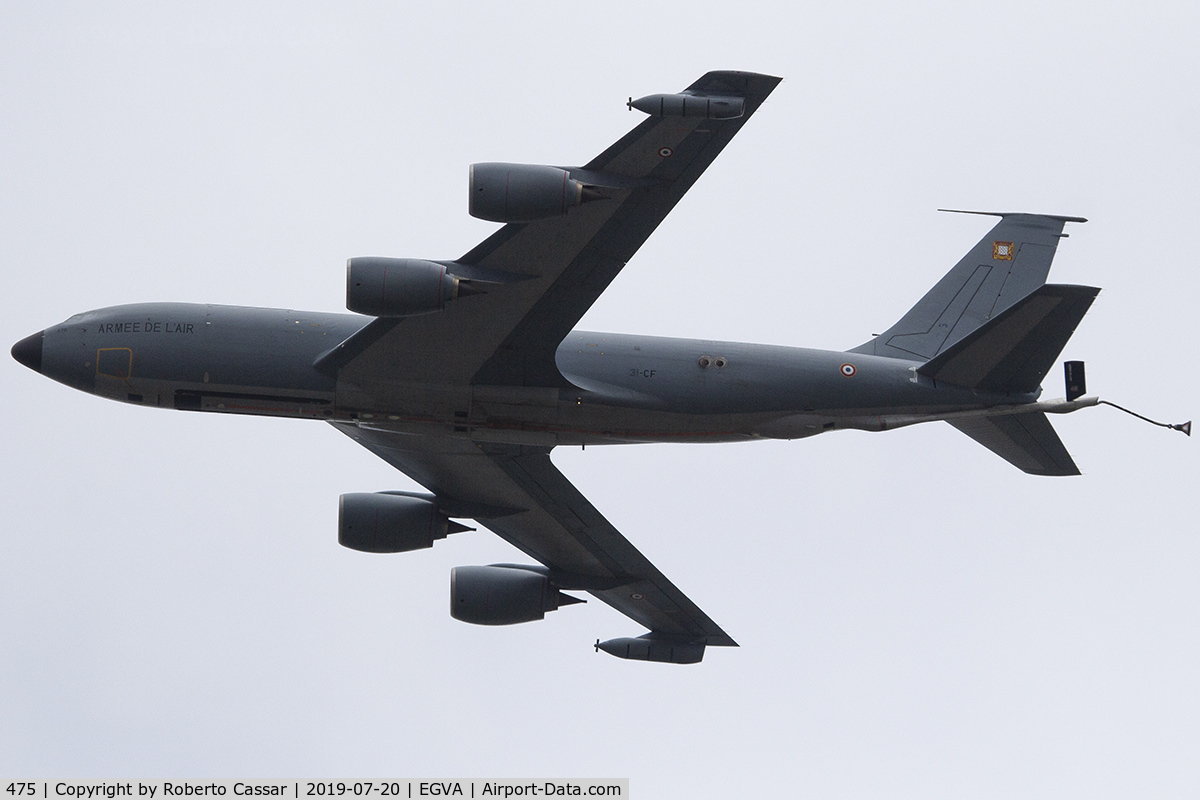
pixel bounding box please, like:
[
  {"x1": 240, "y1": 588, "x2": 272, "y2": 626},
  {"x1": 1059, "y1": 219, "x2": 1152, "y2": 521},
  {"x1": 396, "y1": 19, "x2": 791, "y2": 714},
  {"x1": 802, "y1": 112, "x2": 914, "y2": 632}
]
[
  {"x1": 320, "y1": 71, "x2": 782, "y2": 390},
  {"x1": 332, "y1": 422, "x2": 737, "y2": 647}
]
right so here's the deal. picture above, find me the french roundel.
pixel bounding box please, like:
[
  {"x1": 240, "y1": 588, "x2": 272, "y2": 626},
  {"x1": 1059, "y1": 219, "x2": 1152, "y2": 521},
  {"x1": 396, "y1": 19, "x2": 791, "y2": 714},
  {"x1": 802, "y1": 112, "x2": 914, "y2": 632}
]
[{"x1": 840, "y1": 363, "x2": 856, "y2": 377}]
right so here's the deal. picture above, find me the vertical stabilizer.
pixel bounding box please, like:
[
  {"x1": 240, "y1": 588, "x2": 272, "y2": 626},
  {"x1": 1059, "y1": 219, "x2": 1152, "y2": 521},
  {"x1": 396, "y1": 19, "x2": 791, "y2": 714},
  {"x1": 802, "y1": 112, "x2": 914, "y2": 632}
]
[{"x1": 851, "y1": 212, "x2": 1086, "y2": 361}]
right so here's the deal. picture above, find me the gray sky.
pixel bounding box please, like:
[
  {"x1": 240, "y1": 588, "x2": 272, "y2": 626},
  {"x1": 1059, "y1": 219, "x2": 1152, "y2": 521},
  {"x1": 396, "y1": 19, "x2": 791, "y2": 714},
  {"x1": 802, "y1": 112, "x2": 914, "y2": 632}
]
[{"x1": 2, "y1": 2, "x2": 1197, "y2": 797}]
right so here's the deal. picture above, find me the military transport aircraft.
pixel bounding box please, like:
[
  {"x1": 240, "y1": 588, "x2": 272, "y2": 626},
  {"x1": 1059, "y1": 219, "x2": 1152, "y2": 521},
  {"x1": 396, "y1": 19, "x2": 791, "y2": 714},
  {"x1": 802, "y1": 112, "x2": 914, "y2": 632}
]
[{"x1": 10, "y1": 71, "x2": 1119, "y2": 663}]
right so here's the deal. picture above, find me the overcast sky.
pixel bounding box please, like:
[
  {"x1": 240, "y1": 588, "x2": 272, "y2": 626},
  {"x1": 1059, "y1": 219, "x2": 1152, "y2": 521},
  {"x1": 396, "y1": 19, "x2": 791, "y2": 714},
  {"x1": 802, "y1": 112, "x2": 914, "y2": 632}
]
[{"x1": 2, "y1": 3, "x2": 1197, "y2": 797}]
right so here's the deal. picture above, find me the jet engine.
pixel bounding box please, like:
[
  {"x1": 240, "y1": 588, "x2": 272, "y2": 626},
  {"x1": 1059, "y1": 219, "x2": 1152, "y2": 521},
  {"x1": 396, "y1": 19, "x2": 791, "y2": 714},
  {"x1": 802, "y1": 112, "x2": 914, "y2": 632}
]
[
  {"x1": 339, "y1": 493, "x2": 469, "y2": 553},
  {"x1": 450, "y1": 564, "x2": 584, "y2": 625},
  {"x1": 346, "y1": 257, "x2": 477, "y2": 317},
  {"x1": 469, "y1": 163, "x2": 595, "y2": 223}
]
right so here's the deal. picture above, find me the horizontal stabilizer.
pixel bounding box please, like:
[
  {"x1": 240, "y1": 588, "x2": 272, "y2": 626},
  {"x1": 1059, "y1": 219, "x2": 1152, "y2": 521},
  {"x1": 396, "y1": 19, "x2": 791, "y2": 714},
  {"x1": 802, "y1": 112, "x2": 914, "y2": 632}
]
[
  {"x1": 948, "y1": 412, "x2": 1080, "y2": 476},
  {"x1": 918, "y1": 284, "x2": 1099, "y2": 392}
]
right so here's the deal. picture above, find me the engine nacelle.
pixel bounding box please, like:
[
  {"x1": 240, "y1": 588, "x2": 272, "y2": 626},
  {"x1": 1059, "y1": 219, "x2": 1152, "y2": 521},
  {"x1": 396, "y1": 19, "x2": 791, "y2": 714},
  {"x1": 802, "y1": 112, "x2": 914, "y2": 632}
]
[
  {"x1": 346, "y1": 257, "x2": 469, "y2": 317},
  {"x1": 339, "y1": 493, "x2": 461, "y2": 553},
  {"x1": 469, "y1": 163, "x2": 586, "y2": 223},
  {"x1": 451, "y1": 564, "x2": 580, "y2": 626}
]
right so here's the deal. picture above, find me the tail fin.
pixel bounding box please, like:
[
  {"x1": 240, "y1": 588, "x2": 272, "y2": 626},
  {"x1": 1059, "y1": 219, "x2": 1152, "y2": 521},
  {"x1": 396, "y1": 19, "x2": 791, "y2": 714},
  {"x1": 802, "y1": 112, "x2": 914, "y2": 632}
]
[
  {"x1": 920, "y1": 280, "x2": 1099, "y2": 477},
  {"x1": 850, "y1": 211, "x2": 1086, "y2": 361}
]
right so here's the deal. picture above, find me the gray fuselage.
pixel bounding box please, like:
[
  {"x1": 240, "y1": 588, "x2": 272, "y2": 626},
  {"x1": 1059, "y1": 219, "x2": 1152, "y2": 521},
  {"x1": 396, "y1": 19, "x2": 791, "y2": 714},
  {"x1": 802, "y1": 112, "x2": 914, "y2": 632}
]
[{"x1": 29, "y1": 302, "x2": 1038, "y2": 446}]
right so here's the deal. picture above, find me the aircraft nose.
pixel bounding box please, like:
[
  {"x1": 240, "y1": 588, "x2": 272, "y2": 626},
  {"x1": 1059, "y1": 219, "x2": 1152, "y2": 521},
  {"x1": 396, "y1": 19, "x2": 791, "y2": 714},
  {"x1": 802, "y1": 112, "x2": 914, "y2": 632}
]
[{"x1": 11, "y1": 330, "x2": 44, "y2": 373}]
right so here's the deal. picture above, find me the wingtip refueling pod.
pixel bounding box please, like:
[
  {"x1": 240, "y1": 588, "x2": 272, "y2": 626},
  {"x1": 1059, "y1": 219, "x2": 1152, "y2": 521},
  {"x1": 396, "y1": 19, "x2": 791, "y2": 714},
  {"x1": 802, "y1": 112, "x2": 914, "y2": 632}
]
[
  {"x1": 595, "y1": 633, "x2": 706, "y2": 664},
  {"x1": 628, "y1": 93, "x2": 745, "y2": 119}
]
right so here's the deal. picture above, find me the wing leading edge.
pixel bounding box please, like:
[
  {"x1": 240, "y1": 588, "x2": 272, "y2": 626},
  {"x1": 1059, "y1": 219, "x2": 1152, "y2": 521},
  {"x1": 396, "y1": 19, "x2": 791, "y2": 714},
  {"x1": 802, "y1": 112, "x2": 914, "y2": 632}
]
[
  {"x1": 326, "y1": 71, "x2": 782, "y2": 390},
  {"x1": 332, "y1": 423, "x2": 736, "y2": 650}
]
